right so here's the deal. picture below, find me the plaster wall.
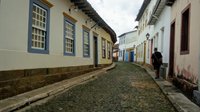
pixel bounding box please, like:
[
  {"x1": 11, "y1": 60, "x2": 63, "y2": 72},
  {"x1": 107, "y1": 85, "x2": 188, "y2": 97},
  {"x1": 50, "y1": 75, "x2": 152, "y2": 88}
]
[
  {"x1": 171, "y1": 0, "x2": 200, "y2": 84},
  {"x1": 0, "y1": 0, "x2": 113, "y2": 71}
]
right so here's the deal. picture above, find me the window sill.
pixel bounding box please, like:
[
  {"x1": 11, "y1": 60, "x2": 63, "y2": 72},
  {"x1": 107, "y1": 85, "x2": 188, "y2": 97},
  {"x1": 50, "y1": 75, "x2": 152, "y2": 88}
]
[
  {"x1": 180, "y1": 50, "x2": 189, "y2": 55},
  {"x1": 64, "y1": 52, "x2": 75, "y2": 56},
  {"x1": 28, "y1": 48, "x2": 49, "y2": 54},
  {"x1": 83, "y1": 55, "x2": 90, "y2": 58}
]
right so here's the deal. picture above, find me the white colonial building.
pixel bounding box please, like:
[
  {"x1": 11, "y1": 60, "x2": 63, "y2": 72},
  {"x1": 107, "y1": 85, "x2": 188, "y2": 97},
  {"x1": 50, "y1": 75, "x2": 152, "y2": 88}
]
[
  {"x1": 118, "y1": 30, "x2": 138, "y2": 62},
  {"x1": 135, "y1": 0, "x2": 171, "y2": 78}
]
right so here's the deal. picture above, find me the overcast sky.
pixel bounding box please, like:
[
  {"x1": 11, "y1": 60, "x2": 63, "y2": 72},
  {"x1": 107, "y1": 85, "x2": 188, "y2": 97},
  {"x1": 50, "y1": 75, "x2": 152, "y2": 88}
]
[{"x1": 87, "y1": 0, "x2": 143, "y2": 37}]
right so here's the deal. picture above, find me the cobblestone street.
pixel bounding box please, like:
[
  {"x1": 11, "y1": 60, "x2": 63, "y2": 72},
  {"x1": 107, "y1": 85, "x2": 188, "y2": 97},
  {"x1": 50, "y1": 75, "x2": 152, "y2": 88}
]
[{"x1": 26, "y1": 62, "x2": 176, "y2": 112}]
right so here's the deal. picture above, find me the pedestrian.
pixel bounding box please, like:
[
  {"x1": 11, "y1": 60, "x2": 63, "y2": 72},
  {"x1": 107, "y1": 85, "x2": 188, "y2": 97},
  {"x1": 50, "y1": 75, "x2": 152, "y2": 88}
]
[{"x1": 151, "y1": 48, "x2": 162, "y2": 79}]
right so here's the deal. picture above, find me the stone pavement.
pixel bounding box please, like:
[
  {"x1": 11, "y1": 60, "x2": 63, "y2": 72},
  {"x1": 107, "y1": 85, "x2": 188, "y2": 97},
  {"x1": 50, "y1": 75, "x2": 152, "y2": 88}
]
[
  {"x1": 0, "y1": 64, "x2": 116, "y2": 112},
  {"x1": 133, "y1": 63, "x2": 200, "y2": 112},
  {"x1": 24, "y1": 62, "x2": 176, "y2": 112}
]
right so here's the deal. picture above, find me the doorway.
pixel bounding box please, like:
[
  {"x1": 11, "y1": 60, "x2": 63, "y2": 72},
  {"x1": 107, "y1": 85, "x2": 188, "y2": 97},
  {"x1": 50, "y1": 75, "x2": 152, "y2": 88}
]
[
  {"x1": 93, "y1": 36, "x2": 98, "y2": 67},
  {"x1": 169, "y1": 21, "x2": 175, "y2": 77}
]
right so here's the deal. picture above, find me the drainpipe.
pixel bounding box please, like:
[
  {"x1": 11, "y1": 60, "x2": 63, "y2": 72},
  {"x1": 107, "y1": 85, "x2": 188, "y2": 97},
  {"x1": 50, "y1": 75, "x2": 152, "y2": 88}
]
[
  {"x1": 199, "y1": 75, "x2": 200, "y2": 91},
  {"x1": 199, "y1": 40, "x2": 200, "y2": 91},
  {"x1": 198, "y1": 39, "x2": 200, "y2": 91}
]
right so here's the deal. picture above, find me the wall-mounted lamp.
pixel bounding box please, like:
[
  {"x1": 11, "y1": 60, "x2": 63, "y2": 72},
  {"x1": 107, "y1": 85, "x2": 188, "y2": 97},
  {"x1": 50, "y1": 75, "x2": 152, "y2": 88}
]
[
  {"x1": 85, "y1": 18, "x2": 93, "y2": 24},
  {"x1": 69, "y1": 5, "x2": 79, "y2": 13},
  {"x1": 146, "y1": 33, "x2": 150, "y2": 40}
]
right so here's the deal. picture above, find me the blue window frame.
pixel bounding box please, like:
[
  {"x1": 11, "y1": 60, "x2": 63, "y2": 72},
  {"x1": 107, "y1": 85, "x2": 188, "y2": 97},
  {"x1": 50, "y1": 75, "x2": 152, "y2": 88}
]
[
  {"x1": 28, "y1": 0, "x2": 50, "y2": 54},
  {"x1": 64, "y1": 17, "x2": 76, "y2": 56},
  {"x1": 83, "y1": 29, "x2": 90, "y2": 57}
]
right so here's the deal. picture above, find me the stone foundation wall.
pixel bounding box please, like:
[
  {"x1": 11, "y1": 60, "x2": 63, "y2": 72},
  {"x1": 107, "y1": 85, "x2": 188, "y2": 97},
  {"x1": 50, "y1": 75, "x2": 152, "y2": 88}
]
[{"x1": 0, "y1": 64, "x2": 110, "y2": 100}]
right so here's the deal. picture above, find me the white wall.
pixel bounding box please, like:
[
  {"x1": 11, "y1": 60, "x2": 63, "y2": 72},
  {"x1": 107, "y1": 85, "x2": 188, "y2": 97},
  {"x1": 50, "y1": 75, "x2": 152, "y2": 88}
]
[
  {"x1": 136, "y1": 0, "x2": 157, "y2": 63},
  {"x1": 118, "y1": 36, "x2": 125, "y2": 61},
  {"x1": 152, "y1": 6, "x2": 171, "y2": 64},
  {"x1": 0, "y1": 0, "x2": 113, "y2": 71},
  {"x1": 148, "y1": 6, "x2": 171, "y2": 76},
  {"x1": 136, "y1": 0, "x2": 171, "y2": 69},
  {"x1": 118, "y1": 31, "x2": 137, "y2": 61}
]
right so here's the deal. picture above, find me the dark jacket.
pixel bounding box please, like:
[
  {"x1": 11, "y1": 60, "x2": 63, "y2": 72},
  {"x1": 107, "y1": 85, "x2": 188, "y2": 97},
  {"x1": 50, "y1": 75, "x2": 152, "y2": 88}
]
[{"x1": 151, "y1": 51, "x2": 162, "y2": 67}]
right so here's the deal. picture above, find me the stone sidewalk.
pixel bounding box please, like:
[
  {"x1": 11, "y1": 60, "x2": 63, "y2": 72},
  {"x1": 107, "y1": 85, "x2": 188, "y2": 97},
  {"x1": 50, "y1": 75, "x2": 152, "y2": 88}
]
[
  {"x1": 133, "y1": 63, "x2": 200, "y2": 112},
  {"x1": 0, "y1": 64, "x2": 116, "y2": 112}
]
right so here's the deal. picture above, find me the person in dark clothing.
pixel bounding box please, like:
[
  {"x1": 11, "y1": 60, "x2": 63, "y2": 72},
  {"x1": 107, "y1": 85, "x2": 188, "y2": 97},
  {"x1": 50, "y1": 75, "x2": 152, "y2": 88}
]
[{"x1": 151, "y1": 48, "x2": 162, "y2": 79}]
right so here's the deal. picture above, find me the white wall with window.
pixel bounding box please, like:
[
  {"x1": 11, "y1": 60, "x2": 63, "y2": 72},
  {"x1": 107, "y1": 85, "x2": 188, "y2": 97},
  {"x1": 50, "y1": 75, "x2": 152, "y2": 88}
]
[
  {"x1": 150, "y1": 6, "x2": 171, "y2": 66},
  {"x1": 136, "y1": 0, "x2": 171, "y2": 67},
  {"x1": 0, "y1": 0, "x2": 114, "y2": 71},
  {"x1": 118, "y1": 30, "x2": 138, "y2": 61}
]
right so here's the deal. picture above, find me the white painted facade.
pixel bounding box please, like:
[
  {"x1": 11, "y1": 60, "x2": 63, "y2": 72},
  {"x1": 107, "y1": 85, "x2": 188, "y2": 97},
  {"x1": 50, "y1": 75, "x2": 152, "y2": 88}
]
[
  {"x1": 0, "y1": 0, "x2": 115, "y2": 71},
  {"x1": 118, "y1": 31, "x2": 138, "y2": 62},
  {"x1": 136, "y1": 0, "x2": 171, "y2": 77},
  {"x1": 136, "y1": 0, "x2": 156, "y2": 63},
  {"x1": 149, "y1": 6, "x2": 171, "y2": 76}
]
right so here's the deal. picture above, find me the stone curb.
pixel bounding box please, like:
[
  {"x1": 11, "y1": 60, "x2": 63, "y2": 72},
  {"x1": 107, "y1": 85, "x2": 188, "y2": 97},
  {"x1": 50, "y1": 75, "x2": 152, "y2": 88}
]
[
  {"x1": 103, "y1": 63, "x2": 117, "y2": 71},
  {"x1": 0, "y1": 63, "x2": 116, "y2": 112},
  {"x1": 133, "y1": 63, "x2": 200, "y2": 112}
]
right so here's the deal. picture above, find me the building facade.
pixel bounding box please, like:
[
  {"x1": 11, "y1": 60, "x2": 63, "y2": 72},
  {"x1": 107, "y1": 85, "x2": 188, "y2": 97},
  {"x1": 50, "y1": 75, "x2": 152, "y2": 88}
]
[
  {"x1": 148, "y1": 0, "x2": 171, "y2": 78},
  {"x1": 0, "y1": 0, "x2": 116, "y2": 99},
  {"x1": 136, "y1": 0, "x2": 171, "y2": 78},
  {"x1": 118, "y1": 30, "x2": 138, "y2": 62},
  {"x1": 169, "y1": 0, "x2": 200, "y2": 93},
  {"x1": 135, "y1": 0, "x2": 200, "y2": 102},
  {"x1": 135, "y1": 0, "x2": 155, "y2": 64},
  {"x1": 0, "y1": 0, "x2": 116, "y2": 71}
]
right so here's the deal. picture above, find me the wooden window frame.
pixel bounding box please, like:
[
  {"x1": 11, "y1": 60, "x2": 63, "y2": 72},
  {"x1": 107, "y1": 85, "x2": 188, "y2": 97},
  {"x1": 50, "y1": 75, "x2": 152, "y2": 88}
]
[{"x1": 180, "y1": 4, "x2": 190, "y2": 55}]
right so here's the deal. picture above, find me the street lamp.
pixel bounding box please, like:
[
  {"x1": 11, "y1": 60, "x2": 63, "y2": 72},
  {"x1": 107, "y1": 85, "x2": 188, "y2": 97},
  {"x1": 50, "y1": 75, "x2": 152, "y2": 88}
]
[{"x1": 146, "y1": 33, "x2": 150, "y2": 40}]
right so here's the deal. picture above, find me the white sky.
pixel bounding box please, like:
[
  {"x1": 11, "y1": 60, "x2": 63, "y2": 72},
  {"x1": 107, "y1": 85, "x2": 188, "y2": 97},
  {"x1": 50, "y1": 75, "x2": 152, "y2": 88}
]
[{"x1": 87, "y1": 0, "x2": 143, "y2": 38}]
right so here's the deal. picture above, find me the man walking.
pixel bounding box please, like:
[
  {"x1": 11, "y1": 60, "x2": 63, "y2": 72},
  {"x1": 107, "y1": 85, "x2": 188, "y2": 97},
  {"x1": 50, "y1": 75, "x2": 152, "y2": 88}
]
[{"x1": 151, "y1": 48, "x2": 162, "y2": 79}]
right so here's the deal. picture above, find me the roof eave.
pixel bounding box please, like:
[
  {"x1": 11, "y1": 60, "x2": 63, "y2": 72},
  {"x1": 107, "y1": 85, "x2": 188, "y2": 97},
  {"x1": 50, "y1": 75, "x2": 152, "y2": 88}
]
[
  {"x1": 70, "y1": 0, "x2": 117, "y2": 43},
  {"x1": 118, "y1": 30, "x2": 137, "y2": 38},
  {"x1": 135, "y1": 0, "x2": 151, "y2": 21},
  {"x1": 148, "y1": 0, "x2": 167, "y2": 25}
]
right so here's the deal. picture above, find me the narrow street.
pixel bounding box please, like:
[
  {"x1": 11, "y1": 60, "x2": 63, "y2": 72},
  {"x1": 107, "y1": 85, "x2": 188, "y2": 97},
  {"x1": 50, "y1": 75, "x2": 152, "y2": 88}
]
[{"x1": 26, "y1": 62, "x2": 176, "y2": 112}]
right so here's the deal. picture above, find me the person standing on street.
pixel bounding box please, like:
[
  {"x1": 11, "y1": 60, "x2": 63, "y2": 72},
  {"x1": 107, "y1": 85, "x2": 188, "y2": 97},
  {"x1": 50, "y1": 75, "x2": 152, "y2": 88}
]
[{"x1": 151, "y1": 48, "x2": 163, "y2": 79}]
